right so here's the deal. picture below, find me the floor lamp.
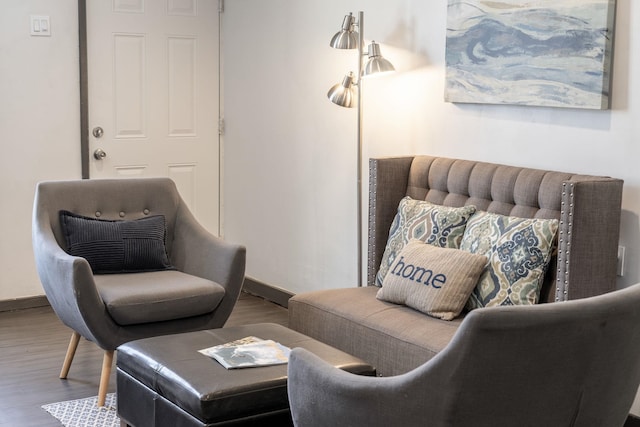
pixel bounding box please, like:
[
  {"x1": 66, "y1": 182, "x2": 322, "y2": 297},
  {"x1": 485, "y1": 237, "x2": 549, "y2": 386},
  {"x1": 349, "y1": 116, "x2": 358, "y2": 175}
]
[{"x1": 327, "y1": 11, "x2": 395, "y2": 286}]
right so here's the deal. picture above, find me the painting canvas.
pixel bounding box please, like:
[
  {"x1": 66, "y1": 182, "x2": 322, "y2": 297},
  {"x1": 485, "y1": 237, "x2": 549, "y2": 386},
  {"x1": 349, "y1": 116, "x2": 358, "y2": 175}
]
[{"x1": 445, "y1": 0, "x2": 617, "y2": 109}]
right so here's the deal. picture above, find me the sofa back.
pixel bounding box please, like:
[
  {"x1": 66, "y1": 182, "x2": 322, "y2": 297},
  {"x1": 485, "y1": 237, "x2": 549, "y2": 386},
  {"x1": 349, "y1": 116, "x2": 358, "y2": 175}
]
[{"x1": 368, "y1": 156, "x2": 623, "y2": 302}]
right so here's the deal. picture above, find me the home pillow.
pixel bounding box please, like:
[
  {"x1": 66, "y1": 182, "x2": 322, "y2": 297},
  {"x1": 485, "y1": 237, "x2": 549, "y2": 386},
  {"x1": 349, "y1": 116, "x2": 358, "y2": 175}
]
[
  {"x1": 59, "y1": 210, "x2": 174, "y2": 274},
  {"x1": 376, "y1": 197, "x2": 477, "y2": 286},
  {"x1": 377, "y1": 240, "x2": 487, "y2": 320},
  {"x1": 460, "y1": 211, "x2": 559, "y2": 309}
]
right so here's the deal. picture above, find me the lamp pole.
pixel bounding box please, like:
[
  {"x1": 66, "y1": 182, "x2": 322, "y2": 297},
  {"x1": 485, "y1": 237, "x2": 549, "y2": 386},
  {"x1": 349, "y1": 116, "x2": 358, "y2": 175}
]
[
  {"x1": 328, "y1": 11, "x2": 394, "y2": 286},
  {"x1": 356, "y1": 11, "x2": 364, "y2": 286}
]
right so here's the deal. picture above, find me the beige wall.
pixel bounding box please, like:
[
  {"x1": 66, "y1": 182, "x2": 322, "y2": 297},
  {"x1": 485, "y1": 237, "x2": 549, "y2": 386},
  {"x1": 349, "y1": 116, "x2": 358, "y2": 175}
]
[
  {"x1": 0, "y1": 1, "x2": 81, "y2": 300},
  {"x1": 2, "y1": 2, "x2": 637, "y2": 296},
  {"x1": 222, "y1": 0, "x2": 640, "y2": 294}
]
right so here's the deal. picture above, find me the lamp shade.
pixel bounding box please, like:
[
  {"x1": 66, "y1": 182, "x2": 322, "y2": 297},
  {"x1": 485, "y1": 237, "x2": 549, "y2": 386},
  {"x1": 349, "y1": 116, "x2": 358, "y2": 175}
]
[
  {"x1": 330, "y1": 14, "x2": 358, "y2": 49},
  {"x1": 327, "y1": 72, "x2": 357, "y2": 108},
  {"x1": 363, "y1": 41, "x2": 395, "y2": 76}
]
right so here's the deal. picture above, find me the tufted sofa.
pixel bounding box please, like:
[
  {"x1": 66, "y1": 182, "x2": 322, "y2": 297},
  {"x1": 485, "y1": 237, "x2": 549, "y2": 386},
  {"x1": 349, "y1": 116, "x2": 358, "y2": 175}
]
[{"x1": 289, "y1": 155, "x2": 624, "y2": 376}]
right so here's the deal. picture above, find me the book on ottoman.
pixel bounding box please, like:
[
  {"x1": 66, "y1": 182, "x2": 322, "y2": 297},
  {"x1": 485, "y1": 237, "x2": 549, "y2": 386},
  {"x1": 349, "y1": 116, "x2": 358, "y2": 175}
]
[{"x1": 199, "y1": 336, "x2": 291, "y2": 369}]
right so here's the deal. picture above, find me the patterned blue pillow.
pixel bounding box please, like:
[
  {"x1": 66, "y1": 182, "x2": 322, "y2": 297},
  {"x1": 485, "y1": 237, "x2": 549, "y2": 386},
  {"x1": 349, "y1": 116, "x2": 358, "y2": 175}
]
[
  {"x1": 376, "y1": 197, "x2": 477, "y2": 286},
  {"x1": 460, "y1": 211, "x2": 558, "y2": 308},
  {"x1": 59, "y1": 210, "x2": 174, "y2": 274}
]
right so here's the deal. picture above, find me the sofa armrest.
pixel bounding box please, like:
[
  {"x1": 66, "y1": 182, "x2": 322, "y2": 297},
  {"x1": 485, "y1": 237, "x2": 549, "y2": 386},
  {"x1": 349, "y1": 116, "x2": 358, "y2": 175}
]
[
  {"x1": 32, "y1": 211, "x2": 116, "y2": 346},
  {"x1": 556, "y1": 177, "x2": 623, "y2": 301},
  {"x1": 171, "y1": 203, "x2": 246, "y2": 325},
  {"x1": 367, "y1": 157, "x2": 414, "y2": 286}
]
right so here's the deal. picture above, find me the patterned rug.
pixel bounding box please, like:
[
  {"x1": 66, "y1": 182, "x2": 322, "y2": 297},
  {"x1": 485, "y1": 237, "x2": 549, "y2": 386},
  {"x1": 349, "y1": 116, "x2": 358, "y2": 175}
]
[{"x1": 42, "y1": 393, "x2": 120, "y2": 427}]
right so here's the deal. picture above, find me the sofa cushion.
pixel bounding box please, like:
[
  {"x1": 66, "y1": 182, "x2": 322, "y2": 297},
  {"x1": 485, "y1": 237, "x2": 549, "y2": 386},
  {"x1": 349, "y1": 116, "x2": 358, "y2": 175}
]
[
  {"x1": 288, "y1": 286, "x2": 464, "y2": 376},
  {"x1": 376, "y1": 197, "x2": 477, "y2": 286},
  {"x1": 59, "y1": 210, "x2": 173, "y2": 274},
  {"x1": 94, "y1": 270, "x2": 225, "y2": 325},
  {"x1": 377, "y1": 240, "x2": 487, "y2": 320},
  {"x1": 460, "y1": 211, "x2": 559, "y2": 308}
]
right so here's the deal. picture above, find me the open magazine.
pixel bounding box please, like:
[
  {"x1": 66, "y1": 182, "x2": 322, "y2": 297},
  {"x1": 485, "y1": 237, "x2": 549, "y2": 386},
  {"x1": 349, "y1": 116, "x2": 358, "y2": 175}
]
[{"x1": 198, "y1": 336, "x2": 291, "y2": 369}]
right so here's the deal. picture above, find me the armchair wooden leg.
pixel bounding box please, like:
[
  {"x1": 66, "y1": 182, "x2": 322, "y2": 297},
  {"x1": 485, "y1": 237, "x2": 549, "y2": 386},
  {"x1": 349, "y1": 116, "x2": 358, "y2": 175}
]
[
  {"x1": 60, "y1": 331, "x2": 81, "y2": 379},
  {"x1": 97, "y1": 350, "x2": 114, "y2": 407}
]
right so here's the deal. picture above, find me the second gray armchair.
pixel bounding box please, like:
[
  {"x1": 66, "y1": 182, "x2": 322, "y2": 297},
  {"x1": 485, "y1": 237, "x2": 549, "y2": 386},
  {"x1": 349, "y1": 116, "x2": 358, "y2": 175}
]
[
  {"x1": 32, "y1": 178, "x2": 246, "y2": 406},
  {"x1": 288, "y1": 283, "x2": 640, "y2": 427}
]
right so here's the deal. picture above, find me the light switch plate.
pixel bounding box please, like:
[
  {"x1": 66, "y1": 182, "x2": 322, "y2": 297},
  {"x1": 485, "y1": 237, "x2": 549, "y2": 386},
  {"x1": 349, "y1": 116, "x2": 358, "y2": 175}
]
[{"x1": 30, "y1": 15, "x2": 51, "y2": 37}]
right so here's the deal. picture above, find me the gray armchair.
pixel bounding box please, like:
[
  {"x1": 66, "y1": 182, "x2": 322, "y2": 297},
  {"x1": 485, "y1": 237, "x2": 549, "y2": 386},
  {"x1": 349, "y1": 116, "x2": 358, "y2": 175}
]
[
  {"x1": 288, "y1": 283, "x2": 640, "y2": 427},
  {"x1": 32, "y1": 178, "x2": 246, "y2": 406}
]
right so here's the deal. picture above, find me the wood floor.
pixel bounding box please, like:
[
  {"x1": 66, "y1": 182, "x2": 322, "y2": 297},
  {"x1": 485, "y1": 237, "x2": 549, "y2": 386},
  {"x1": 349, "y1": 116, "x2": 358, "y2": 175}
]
[
  {"x1": 0, "y1": 292, "x2": 288, "y2": 427},
  {"x1": 5, "y1": 294, "x2": 639, "y2": 427}
]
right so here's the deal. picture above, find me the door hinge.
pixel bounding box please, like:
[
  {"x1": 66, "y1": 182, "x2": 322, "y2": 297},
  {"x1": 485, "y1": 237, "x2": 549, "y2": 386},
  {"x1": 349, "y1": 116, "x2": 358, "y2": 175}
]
[
  {"x1": 218, "y1": 117, "x2": 225, "y2": 135},
  {"x1": 218, "y1": 0, "x2": 224, "y2": 13}
]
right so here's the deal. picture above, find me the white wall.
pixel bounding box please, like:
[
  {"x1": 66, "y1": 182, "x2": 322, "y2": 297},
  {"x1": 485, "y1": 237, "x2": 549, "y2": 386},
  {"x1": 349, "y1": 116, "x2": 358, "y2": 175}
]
[
  {"x1": 222, "y1": 0, "x2": 640, "y2": 293},
  {"x1": 0, "y1": 1, "x2": 81, "y2": 300},
  {"x1": 3, "y1": 1, "x2": 634, "y2": 298}
]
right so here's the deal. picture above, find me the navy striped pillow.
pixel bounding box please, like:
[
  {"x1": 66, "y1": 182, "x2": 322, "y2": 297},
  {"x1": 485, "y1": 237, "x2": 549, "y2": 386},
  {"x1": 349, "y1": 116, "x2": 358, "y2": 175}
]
[{"x1": 59, "y1": 210, "x2": 173, "y2": 274}]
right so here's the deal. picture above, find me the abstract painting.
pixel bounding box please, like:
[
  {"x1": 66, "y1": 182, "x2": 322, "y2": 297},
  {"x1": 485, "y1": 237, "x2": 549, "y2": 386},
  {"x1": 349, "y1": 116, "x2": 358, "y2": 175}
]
[{"x1": 445, "y1": 0, "x2": 617, "y2": 109}]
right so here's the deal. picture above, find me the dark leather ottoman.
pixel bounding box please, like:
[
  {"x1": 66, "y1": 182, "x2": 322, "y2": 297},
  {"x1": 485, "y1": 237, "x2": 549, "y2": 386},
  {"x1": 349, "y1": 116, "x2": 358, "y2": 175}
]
[{"x1": 116, "y1": 323, "x2": 376, "y2": 427}]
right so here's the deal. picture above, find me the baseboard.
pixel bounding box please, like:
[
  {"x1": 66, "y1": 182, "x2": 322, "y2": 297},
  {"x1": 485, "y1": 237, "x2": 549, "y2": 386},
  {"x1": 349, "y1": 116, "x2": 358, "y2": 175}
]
[
  {"x1": 626, "y1": 414, "x2": 640, "y2": 427},
  {"x1": 242, "y1": 277, "x2": 294, "y2": 309},
  {"x1": 0, "y1": 295, "x2": 49, "y2": 312}
]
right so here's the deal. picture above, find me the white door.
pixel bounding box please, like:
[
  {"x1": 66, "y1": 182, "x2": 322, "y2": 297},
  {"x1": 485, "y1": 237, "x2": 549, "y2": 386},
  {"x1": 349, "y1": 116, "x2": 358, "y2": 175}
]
[{"x1": 86, "y1": 0, "x2": 220, "y2": 235}]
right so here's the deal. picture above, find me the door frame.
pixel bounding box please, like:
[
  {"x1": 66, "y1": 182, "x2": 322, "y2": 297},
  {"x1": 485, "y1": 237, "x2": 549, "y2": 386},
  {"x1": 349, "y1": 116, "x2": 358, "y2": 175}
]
[{"x1": 78, "y1": 0, "x2": 90, "y2": 179}]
